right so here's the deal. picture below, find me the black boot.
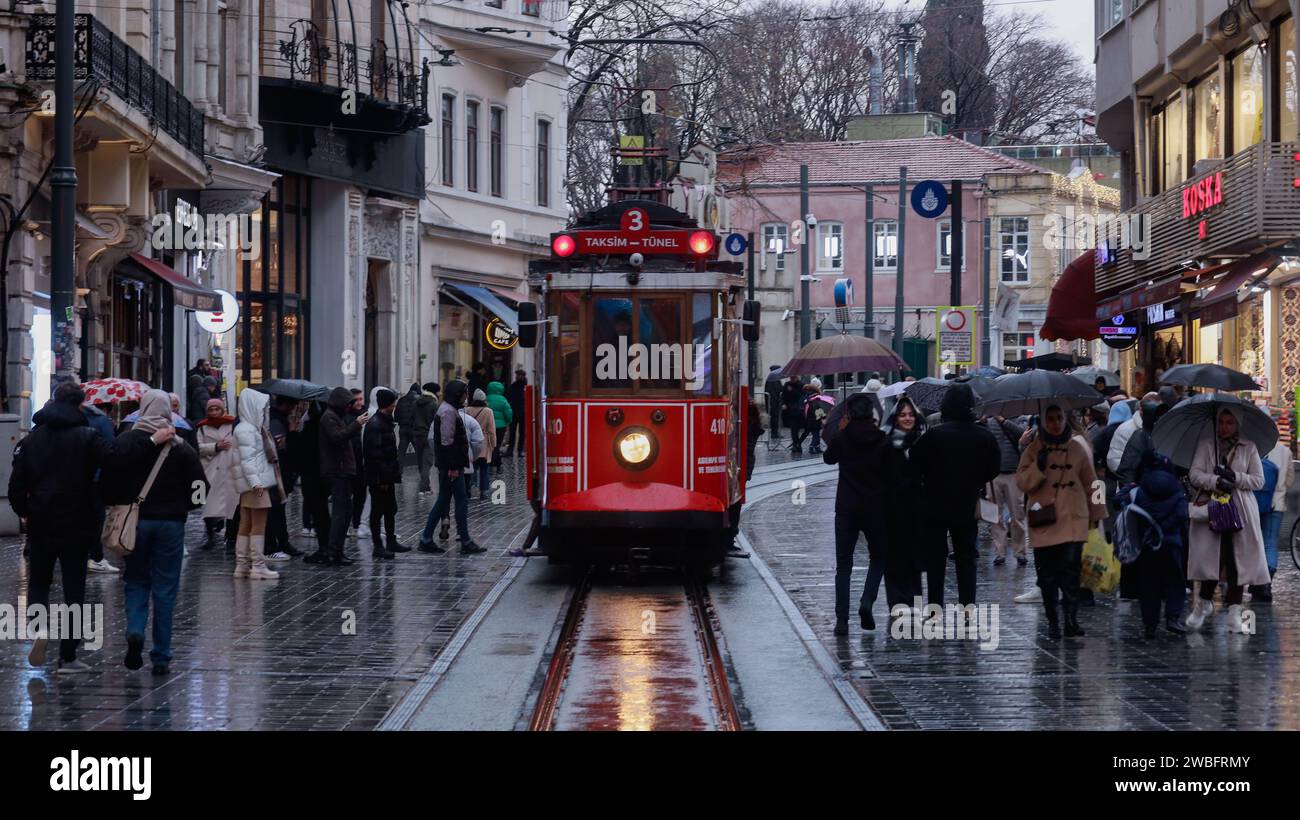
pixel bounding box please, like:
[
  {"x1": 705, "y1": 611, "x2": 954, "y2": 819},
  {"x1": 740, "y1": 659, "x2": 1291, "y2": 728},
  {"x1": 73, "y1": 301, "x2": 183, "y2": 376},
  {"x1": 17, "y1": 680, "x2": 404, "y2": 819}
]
[
  {"x1": 1063, "y1": 600, "x2": 1085, "y2": 637},
  {"x1": 859, "y1": 604, "x2": 875, "y2": 631},
  {"x1": 388, "y1": 533, "x2": 411, "y2": 553},
  {"x1": 1042, "y1": 585, "x2": 1061, "y2": 639},
  {"x1": 372, "y1": 535, "x2": 395, "y2": 560},
  {"x1": 1165, "y1": 615, "x2": 1187, "y2": 634},
  {"x1": 1249, "y1": 584, "x2": 1272, "y2": 602}
]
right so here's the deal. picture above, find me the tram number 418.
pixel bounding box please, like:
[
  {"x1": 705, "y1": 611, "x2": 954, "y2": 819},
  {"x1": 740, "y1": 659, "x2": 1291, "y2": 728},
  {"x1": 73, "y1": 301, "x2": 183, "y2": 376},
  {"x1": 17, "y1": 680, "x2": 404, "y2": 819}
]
[{"x1": 709, "y1": 418, "x2": 726, "y2": 434}]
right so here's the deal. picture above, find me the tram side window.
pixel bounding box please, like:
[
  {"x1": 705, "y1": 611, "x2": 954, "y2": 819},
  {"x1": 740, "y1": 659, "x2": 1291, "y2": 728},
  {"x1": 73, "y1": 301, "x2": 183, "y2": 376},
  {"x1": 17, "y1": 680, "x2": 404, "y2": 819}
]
[
  {"x1": 555, "y1": 292, "x2": 581, "y2": 394},
  {"x1": 691, "y1": 293, "x2": 714, "y2": 395},
  {"x1": 592, "y1": 297, "x2": 634, "y2": 389},
  {"x1": 638, "y1": 297, "x2": 683, "y2": 390}
]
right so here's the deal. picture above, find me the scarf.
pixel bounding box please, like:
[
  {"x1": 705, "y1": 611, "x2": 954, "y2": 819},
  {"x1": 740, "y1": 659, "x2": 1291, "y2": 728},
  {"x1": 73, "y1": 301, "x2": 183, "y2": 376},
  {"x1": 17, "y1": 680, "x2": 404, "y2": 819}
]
[
  {"x1": 132, "y1": 389, "x2": 173, "y2": 435},
  {"x1": 197, "y1": 415, "x2": 236, "y2": 428}
]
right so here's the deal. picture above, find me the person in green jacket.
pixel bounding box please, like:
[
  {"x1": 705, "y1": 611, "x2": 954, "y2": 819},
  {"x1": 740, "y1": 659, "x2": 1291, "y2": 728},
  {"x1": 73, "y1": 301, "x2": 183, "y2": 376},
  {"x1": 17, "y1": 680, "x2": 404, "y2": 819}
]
[{"x1": 485, "y1": 381, "x2": 512, "y2": 469}]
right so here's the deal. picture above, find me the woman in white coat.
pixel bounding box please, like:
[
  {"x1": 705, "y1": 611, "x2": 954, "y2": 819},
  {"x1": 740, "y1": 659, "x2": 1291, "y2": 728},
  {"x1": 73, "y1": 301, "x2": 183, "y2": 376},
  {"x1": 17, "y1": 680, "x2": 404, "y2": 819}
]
[
  {"x1": 231, "y1": 388, "x2": 282, "y2": 580},
  {"x1": 196, "y1": 398, "x2": 239, "y2": 549},
  {"x1": 1185, "y1": 406, "x2": 1268, "y2": 633}
]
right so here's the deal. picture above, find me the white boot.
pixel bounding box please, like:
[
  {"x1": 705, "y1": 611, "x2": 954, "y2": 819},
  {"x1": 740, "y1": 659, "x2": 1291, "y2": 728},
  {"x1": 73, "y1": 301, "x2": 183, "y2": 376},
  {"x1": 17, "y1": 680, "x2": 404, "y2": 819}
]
[
  {"x1": 1226, "y1": 604, "x2": 1245, "y2": 633},
  {"x1": 232, "y1": 535, "x2": 251, "y2": 579},
  {"x1": 248, "y1": 535, "x2": 280, "y2": 580},
  {"x1": 1185, "y1": 597, "x2": 1212, "y2": 630}
]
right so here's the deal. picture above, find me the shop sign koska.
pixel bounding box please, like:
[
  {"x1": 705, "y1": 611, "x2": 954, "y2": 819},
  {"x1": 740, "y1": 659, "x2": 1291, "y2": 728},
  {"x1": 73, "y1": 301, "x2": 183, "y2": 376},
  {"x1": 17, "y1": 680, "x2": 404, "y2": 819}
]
[{"x1": 485, "y1": 316, "x2": 518, "y2": 350}]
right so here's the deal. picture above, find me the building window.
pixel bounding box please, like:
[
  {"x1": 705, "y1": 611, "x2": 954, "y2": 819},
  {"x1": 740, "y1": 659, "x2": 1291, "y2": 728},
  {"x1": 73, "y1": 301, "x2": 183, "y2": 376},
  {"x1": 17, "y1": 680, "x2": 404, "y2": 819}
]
[
  {"x1": 1192, "y1": 69, "x2": 1223, "y2": 164},
  {"x1": 1280, "y1": 16, "x2": 1298, "y2": 141},
  {"x1": 817, "y1": 222, "x2": 843, "y2": 270},
  {"x1": 873, "y1": 221, "x2": 898, "y2": 270},
  {"x1": 522, "y1": 0, "x2": 540, "y2": 16},
  {"x1": 1231, "y1": 46, "x2": 1265, "y2": 152},
  {"x1": 537, "y1": 119, "x2": 550, "y2": 207},
  {"x1": 1151, "y1": 92, "x2": 1186, "y2": 194},
  {"x1": 441, "y1": 94, "x2": 455, "y2": 187},
  {"x1": 486, "y1": 0, "x2": 502, "y2": 6},
  {"x1": 1101, "y1": 0, "x2": 1123, "y2": 30},
  {"x1": 937, "y1": 220, "x2": 966, "y2": 269},
  {"x1": 999, "y1": 217, "x2": 1030, "y2": 283},
  {"x1": 218, "y1": 4, "x2": 228, "y2": 110},
  {"x1": 1002, "y1": 331, "x2": 1037, "y2": 366},
  {"x1": 466, "y1": 100, "x2": 479, "y2": 193},
  {"x1": 490, "y1": 106, "x2": 504, "y2": 198},
  {"x1": 762, "y1": 223, "x2": 787, "y2": 272}
]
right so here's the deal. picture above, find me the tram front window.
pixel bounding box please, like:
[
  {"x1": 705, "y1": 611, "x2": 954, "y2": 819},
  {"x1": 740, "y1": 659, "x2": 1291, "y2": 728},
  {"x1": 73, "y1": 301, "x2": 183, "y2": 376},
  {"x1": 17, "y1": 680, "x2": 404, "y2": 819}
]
[
  {"x1": 638, "y1": 298, "x2": 683, "y2": 390},
  {"x1": 592, "y1": 297, "x2": 634, "y2": 389}
]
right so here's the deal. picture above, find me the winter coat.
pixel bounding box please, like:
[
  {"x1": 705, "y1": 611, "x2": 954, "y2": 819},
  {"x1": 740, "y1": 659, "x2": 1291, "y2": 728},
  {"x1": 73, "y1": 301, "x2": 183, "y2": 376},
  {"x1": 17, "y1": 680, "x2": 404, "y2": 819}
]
[
  {"x1": 395, "y1": 385, "x2": 421, "y2": 436},
  {"x1": 430, "y1": 382, "x2": 471, "y2": 472},
  {"x1": 292, "y1": 402, "x2": 325, "y2": 491},
  {"x1": 1187, "y1": 437, "x2": 1269, "y2": 586},
  {"x1": 186, "y1": 374, "x2": 210, "y2": 424},
  {"x1": 319, "y1": 387, "x2": 362, "y2": 478},
  {"x1": 100, "y1": 430, "x2": 208, "y2": 522},
  {"x1": 1132, "y1": 464, "x2": 1189, "y2": 554},
  {"x1": 232, "y1": 389, "x2": 279, "y2": 495},
  {"x1": 1263, "y1": 442, "x2": 1295, "y2": 513},
  {"x1": 8, "y1": 402, "x2": 112, "y2": 544},
  {"x1": 269, "y1": 406, "x2": 297, "y2": 494},
  {"x1": 1091, "y1": 419, "x2": 1125, "y2": 475},
  {"x1": 823, "y1": 418, "x2": 897, "y2": 517},
  {"x1": 461, "y1": 409, "x2": 484, "y2": 470},
  {"x1": 414, "y1": 391, "x2": 438, "y2": 435},
  {"x1": 196, "y1": 417, "x2": 240, "y2": 519},
  {"x1": 82, "y1": 404, "x2": 115, "y2": 442},
  {"x1": 1015, "y1": 435, "x2": 1106, "y2": 549},
  {"x1": 485, "y1": 381, "x2": 512, "y2": 429},
  {"x1": 781, "y1": 381, "x2": 805, "y2": 428},
  {"x1": 362, "y1": 410, "x2": 402, "y2": 485},
  {"x1": 907, "y1": 384, "x2": 1001, "y2": 520},
  {"x1": 1106, "y1": 413, "x2": 1142, "y2": 474},
  {"x1": 985, "y1": 417, "x2": 1025, "y2": 473},
  {"x1": 466, "y1": 404, "x2": 496, "y2": 456},
  {"x1": 506, "y1": 377, "x2": 527, "y2": 415}
]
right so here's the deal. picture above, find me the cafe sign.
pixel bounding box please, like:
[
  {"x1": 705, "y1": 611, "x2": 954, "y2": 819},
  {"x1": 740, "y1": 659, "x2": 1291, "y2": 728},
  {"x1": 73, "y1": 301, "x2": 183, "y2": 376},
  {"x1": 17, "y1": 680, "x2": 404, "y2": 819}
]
[{"x1": 485, "y1": 316, "x2": 518, "y2": 350}]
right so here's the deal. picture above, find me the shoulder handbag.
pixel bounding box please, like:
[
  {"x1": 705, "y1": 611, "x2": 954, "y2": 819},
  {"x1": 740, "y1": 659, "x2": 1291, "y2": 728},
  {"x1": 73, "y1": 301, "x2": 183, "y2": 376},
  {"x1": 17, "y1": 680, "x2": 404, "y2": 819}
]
[{"x1": 102, "y1": 442, "x2": 172, "y2": 557}]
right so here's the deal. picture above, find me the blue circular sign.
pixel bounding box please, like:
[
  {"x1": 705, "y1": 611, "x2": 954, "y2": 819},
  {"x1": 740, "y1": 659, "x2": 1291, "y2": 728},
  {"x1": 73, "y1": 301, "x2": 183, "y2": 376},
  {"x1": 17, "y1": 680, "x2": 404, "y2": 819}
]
[
  {"x1": 910, "y1": 180, "x2": 949, "y2": 219},
  {"x1": 724, "y1": 233, "x2": 748, "y2": 256}
]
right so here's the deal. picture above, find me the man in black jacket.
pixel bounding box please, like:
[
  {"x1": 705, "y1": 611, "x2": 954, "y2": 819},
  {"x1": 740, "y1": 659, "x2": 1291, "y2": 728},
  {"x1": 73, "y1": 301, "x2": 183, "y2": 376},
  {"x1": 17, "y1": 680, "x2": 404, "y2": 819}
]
[
  {"x1": 418, "y1": 380, "x2": 483, "y2": 554},
  {"x1": 413, "y1": 383, "x2": 439, "y2": 492},
  {"x1": 395, "y1": 383, "x2": 422, "y2": 467},
  {"x1": 317, "y1": 387, "x2": 368, "y2": 565},
  {"x1": 764, "y1": 366, "x2": 784, "y2": 439},
  {"x1": 504, "y1": 368, "x2": 527, "y2": 457},
  {"x1": 363, "y1": 389, "x2": 409, "y2": 559},
  {"x1": 10, "y1": 383, "x2": 116, "y2": 671},
  {"x1": 908, "y1": 383, "x2": 1001, "y2": 607},
  {"x1": 297, "y1": 400, "x2": 334, "y2": 563},
  {"x1": 347, "y1": 388, "x2": 369, "y2": 536},
  {"x1": 266, "y1": 395, "x2": 300, "y2": 559}
]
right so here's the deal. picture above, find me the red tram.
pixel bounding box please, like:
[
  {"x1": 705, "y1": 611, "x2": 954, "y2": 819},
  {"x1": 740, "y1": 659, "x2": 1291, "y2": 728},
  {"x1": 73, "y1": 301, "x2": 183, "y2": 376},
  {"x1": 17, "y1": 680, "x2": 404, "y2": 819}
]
[{"x1": 516, "y1": 197, "x2": 761, "y2": 570}]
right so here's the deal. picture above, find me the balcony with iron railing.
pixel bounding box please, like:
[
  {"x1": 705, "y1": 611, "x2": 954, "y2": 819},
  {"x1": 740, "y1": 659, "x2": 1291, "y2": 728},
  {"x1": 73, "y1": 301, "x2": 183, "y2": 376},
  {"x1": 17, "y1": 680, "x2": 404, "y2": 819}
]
[
  {"x1": 25, "y1": 14, "x2": 205, "y2": 157},
  {"x1": 260, "y1": 19, "x2": 430, "y2": 131}
]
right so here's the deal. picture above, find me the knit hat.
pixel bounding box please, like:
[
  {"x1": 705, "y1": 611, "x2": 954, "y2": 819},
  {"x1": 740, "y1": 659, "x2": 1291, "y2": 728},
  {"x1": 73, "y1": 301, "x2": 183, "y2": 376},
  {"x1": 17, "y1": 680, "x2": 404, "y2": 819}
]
[
  {"x1": 376, "y1": 388, "x2": 398, "y2": 410},
  {"x1": 473, "y1": 389, "x2": 487, "y2": 402},
  {"x1": 809, "y1": 377, "x2": 822, "y2": 389},
  {"x1": 206, "y1": 397, "x2": 226, "y2": 411},
  {"x1": 865, "y1": 378, "x2": 883, "y2": 393}
]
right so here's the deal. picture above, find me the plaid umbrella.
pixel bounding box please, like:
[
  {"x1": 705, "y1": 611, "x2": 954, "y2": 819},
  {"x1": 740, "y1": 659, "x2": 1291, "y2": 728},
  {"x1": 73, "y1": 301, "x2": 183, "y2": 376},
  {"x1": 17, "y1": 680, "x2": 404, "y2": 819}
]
[
  {"x1": 780, "y1": 333, "x2": 908, "y2": 377},
  {"x1": 81, "y1": 378, "x2": 147, "y2": 406}
]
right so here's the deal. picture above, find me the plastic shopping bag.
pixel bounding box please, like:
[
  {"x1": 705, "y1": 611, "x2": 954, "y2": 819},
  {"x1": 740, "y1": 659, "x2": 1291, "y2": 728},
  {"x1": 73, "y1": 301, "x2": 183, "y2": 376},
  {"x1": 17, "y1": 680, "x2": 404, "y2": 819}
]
[{"x1": 1080, "y1": 527, "x2": 1120, "y2": 595}]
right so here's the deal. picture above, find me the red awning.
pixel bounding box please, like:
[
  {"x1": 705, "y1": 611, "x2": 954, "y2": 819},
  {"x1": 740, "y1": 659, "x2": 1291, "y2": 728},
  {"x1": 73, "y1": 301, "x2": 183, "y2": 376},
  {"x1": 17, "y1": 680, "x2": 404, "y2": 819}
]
[
  {"x1": 1094, "y1": 277, "x2": 1183, "y2": 322},
  {"x1": 1040, "y1": 251, "x2": 1097, "y2": 341},
  {"x1": 126, "y1": 253, "x2": 222, "y2": 312},
  {"x1": 1196, "y1": 253, "x2": 1277, "y2": 327}
]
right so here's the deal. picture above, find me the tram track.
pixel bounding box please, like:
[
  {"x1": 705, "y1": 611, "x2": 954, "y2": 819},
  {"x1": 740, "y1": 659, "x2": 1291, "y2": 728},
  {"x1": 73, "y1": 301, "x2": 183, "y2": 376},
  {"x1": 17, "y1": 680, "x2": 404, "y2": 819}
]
[{"x1": 528, "y1": 567, "x2": 743, "y2": 731}]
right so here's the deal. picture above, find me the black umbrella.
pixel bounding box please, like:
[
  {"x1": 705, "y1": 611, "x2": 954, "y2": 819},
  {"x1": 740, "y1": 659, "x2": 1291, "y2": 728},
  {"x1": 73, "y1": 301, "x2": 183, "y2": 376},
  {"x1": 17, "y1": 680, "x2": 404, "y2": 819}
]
[
  {"x1": 1159, "y1": 363, "x2": 1262, "y2": 391},
  {"x1": 970, "y1": 365, "x2": 1006, "y2": 378},
  {"x1": 976, "y1": 370, "x2": 1103, "y2": 418},
  {"x1": 1005, "y1": 352, "x2": 1091, "y2": 372},
  {"x1": 251, "y1": 378, "x2": 329, "y2": 401},
  {"x1": 1151, "y1": 393, "x2": 1278, "y2": 469}
]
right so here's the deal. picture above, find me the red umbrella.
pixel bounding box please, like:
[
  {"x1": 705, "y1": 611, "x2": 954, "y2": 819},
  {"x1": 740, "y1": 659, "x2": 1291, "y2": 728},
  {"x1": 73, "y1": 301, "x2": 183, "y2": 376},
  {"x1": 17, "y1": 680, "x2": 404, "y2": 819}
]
[
  {"x1": 82, "y1": 378, "x2": 147, "y2": 406},
  {"x1": 1039, "y1": 251, "x2": 1098, "y2": 341}
]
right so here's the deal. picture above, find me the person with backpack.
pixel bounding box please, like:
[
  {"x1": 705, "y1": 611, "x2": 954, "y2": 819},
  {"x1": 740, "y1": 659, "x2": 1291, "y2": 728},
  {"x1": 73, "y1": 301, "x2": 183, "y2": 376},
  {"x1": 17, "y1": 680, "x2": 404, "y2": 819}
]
[
  {"x1": 1120, "y1": 451, "x2": 1189, "y2": 638},
  {"x1": 1252, "y1": 440, "x2": 1294, "y2": 602}
]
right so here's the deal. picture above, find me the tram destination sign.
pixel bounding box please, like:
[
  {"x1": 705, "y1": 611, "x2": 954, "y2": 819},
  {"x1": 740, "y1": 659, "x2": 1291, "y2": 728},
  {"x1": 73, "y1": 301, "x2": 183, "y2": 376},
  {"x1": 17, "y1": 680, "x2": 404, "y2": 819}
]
[{"x1": 572, "y1": 230, "x2": 699, "y2": 254}]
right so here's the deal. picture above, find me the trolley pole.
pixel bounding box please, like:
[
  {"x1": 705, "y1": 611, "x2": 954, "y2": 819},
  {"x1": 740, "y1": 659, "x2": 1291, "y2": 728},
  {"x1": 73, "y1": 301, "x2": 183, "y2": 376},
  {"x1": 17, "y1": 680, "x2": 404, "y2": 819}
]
[
  {"x1": 799, "y1": 164, "x2": 811, "y2": 349},
  {"x1": 892, "y1": 166, "x2": 908, "y2": 373},
  {"x1": 864, "y1": 184, "x2": 874, "y2": 340},
  {"x1": 51, "y1": 0, "x2": 78, "y2": 389},
  {"x1": 746, "y1": 230, "x2": 757, "y2": 392}
]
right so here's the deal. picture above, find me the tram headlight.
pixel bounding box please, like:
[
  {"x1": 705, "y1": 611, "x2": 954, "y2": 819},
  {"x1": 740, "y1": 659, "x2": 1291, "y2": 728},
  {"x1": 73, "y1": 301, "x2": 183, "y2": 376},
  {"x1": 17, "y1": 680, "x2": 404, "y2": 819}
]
[{"x1": 613, "y1": 426, "x2": 657, "y2": 471}]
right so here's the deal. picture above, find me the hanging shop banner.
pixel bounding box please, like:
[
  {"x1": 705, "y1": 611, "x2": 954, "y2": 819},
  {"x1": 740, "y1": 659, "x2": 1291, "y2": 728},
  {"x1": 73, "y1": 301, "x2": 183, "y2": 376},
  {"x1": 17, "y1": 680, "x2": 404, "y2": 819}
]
[
  {"x1": 485, "y1": 316, "x2": 518, "y2": 350},
  {"x1": 936, "y1": 305, "x2": 976, "y2": 367}
]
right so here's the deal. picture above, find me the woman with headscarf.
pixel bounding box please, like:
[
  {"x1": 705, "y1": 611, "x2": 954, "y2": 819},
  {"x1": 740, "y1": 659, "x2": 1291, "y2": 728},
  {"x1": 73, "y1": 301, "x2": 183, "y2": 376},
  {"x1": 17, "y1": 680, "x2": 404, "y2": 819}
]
[
  {"x1": 881, "y1": 396, "x2": 926, "y2": 610},
  {"x1": 1015, "y1": 404, "x2": 1106, "y2": 640},
  {"x1": 230, "y1": 388, "x2": 282, "y2": 580},
  {"x1": 196, "y1": 398, "x2": 239, "y2": 550},
  {"x1": 1184, "y1": 406, "x2": 1268, "y2": 633},
  {"x1": 101, "y1": 389, "x2": 207, "y2": 676},
  {"x1": 823, "y1": 392, "x2": 898, "y2": 636}
]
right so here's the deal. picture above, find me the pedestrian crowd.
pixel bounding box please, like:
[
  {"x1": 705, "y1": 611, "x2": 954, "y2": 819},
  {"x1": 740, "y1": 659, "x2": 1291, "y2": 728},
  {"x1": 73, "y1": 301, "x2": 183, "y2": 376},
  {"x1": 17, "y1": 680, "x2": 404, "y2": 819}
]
[
  {"x1": 817, "y1": 374, "x2": 1292, "y2": 641},
  {"x1": 8, "y1": 360, "x2": 532, "y2": 675}
]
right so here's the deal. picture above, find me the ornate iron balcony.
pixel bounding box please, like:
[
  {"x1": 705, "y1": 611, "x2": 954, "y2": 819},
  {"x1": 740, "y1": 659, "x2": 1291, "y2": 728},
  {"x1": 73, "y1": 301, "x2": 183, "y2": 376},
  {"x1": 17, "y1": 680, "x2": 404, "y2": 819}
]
[{"x1": 25, "y1": 14, "x2": 205, "y2": 158}]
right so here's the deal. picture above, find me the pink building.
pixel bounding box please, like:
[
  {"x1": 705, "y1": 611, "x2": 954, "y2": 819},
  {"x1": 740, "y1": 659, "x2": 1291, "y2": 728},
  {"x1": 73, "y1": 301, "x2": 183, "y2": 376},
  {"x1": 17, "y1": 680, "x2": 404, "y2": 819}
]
[{"x1": 719, "y1": 135, "x2": 1054, "y2": 378}]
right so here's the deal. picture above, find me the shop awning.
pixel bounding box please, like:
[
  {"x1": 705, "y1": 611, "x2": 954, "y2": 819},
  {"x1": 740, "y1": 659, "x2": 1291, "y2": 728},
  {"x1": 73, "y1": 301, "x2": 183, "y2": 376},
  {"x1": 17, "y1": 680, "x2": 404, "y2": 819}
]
[
  {"x1": 1197, "y1": 253, "x2": 1277, "y2": 327},
  {"x1": 125, "y1": 253, "x2": 222, "y2": 311},
  {"x1": 1094, "y1": 276, "x2": 1183, "y2": 321},
  {"x1": 440, "y1": 282, "x2": 519, "y2": 330},
  {"x1": 1041, "y1": 251, "x2": 1097, "y2": 341}
]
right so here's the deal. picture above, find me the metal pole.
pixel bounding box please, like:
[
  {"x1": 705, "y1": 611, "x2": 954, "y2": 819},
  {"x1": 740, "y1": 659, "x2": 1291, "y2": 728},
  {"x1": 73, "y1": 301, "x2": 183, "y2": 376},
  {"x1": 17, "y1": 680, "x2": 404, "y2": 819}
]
[
  {"x1": 799, "y1": 164, "x2": 811, "y2": 349},
  {"x1": 981, "y1": 216, "x2": 992, "y2": 367},
  {"x1": 892, "y1": 166, "x2": 908, "y2": 373},
  {"x1": 746, "y1": 230, "x2": 757, "y2": 393},
  {"x1": 51, "y1": 0, "x2": 78, "y2": 388},
  {"x1": 864, "y1": 184, "x2": 874, "y2": 339},
  {"x1": 950, "y1": 180, "x2": 963, "y2": 306}
]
